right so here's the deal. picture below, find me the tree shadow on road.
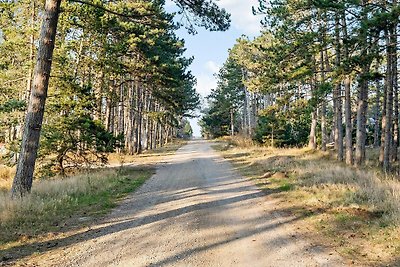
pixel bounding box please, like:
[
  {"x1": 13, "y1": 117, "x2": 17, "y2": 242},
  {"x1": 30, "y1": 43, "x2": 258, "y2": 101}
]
[
  {"x1": 1, "y1": 147, "x2": 328, "y2": 266},
  {"x1": 1, "y1": 189, "x2": 272, "y2": 264}
]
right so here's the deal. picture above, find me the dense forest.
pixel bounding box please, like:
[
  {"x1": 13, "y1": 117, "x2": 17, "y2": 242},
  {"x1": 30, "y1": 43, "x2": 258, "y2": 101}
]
[
  {"x1": 0, "y1": 0, "x2": 230, "y2": 197},
  {"x1": 201, "y1": 0, "x2": 400, "y2": 172}
]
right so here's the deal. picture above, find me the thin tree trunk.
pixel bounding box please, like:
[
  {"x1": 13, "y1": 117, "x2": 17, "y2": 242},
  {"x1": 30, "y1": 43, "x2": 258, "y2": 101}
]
[
  {"x1": 309, "y1": 110, "x2": 317, "y2": 149},
  {"x1": 355, "y1": 65, "x2": 369, "y2": 167},
  {"x1": 309, "y1": 75, "x2": 317, "y2": 149},
  {"x1": 105, "y1": 81, "x2": 113, "y2": 132},
  {"x1": 250, "y1": 92, "x2": 257, "y2": 136},
  {"x1": 230, "y1": 108, "x2": 234, "y2": 136},
  {"x1": 25, "y1": 0, "x2": 36, "y2": 102},
  {"x1": 333, "y1": 83, "x2": 338, "y2": 150},
  {"x1": 136, "y1": 85, "x2": 143, "y2": 154},
  {"x1": 373, "y1": 73, "x2": 381, "y2": 148},
  {"x1": 125, "y1": 80, "x2": 134, "y2": 154},
  {"x1": 380, "y1": 73, "x2": 388, "y2": 163},
  {"x1": 383, "y1": 28, "x2": 394, "y2": 172},
  {"x1": 344, "y1": 76, "x2": 353, "y2": 165},
  {"x1": 341, "y1": 11, "x2": 353, "y2": 165},
  {"x1": 11, "y1": 0, "x2": 62, "y2": 198},
  {"x1": 334, "y1": 13, "x2": 343, "y2": 161},
  {"x1": 144, "y1": 92, "x2": 151, "y2": 150},
  {"x1": 336, "y1": 83, "x2": 344, "y2": 161},
  {"x1": 118, "y1": 80, "x2": 124, "y2": 136},
  {"x1": 320, "y1": 48, "x2": 327, "y2": 151},
  {"x1": 391, "y1": 27, "x2": 398, "y2": 162}
]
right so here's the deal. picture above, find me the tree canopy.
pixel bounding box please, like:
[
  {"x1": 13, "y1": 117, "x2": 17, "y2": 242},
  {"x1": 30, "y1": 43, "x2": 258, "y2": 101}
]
[
  {"x1": 202, "y1": 0, "x2": 400, "y2": 173},
  {"x1": 0, "y1": 0, "x2": 230, "y2": 197}
]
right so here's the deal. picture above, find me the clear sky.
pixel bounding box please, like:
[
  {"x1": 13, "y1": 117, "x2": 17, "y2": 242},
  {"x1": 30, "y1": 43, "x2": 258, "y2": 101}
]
[{"x1": 170, "y1": 0, "x2": 263, "y2": 137}]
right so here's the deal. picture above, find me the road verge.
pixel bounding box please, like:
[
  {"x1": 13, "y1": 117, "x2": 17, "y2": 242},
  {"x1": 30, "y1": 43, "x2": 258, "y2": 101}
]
[{"x1": 214, "y1": 136, "x2": 400, "y2": 266}]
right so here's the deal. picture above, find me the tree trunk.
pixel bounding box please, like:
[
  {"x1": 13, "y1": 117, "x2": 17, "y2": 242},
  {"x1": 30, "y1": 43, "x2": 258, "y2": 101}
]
[
  {"x1": 391, "y1": 27, "x2": 398, "y2": 162},
  {"x1": 250, "y1": 92, "x2": 257, "y2": 136},
  {"x1": 354, "y1": 66, "x2": 369, "y2": 167},
  {"x1": 94, "y1": 70, "x2": 104, "y2": 121},
  {"x1": 333, "y1": 85, "x2": 338, "y2": 150},
  {"x1": 25, "y1": 0, "x2": 36, "y2": 102},
  {"x1": 373, "y1": 76, "x2": 381, "y2": 148},
  {"x1": 320, "y1": 48, "x2": 327, "y2": 151},
  {"x1": 125, "y1": 80, "x2": 134, "y2": 154},
  {"x1": 309, "y1": 75, "x2": 317, "y2": 149},
  {"x1": 344, "y1": 76, "x2": 353, "y2": 165},
  {"x1": 241, "y1": 70, "x2": 249, "y2": 136},
  {"x1": 336, "y1": 83, "x2": 344, "y2": 161},
  {"x1": 136, "y1": 85, "x2": 143, "y2": 154},
  {"x1": 380, "y1": 73, "x2": 388, "y2": 163},
  {"x1": 354, "y1": 4, "x2": 370, "y2": 167},
  {"x1": 230, "y1": 108, "x2": 234, "y2": 136},
  {"x1": 383, "y1": 28, "x2": 394, "y2": 172},
  {"x1": 11, "y1": 0, "x2": 62, "y2": 198},
  {"x1": 105, "y1": 88, "x2": 112, "y2": 132},
  {"x1": 118, "y1": 79, "x2": 125, "y2": 137},
  {"x1": 309, "y1": 110, "x2": 317, "y2": 149},
  {"x1": 341, "y1": 11, "x2": 353, "y2": 165},
  {"x1": 334, "y1": 13, "x2": 343, "y2": 161}
]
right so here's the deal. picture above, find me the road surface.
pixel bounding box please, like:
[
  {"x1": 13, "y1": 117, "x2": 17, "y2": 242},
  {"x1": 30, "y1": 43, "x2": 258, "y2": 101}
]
[{"x1": 31, "y1": 140, "x2": 345, "y2": 266}]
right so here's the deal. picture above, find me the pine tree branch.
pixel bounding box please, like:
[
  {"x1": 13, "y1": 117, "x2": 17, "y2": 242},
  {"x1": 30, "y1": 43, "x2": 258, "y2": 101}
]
[{"x1": 68, "y1": 0, "x2": 157, "y2": 20}]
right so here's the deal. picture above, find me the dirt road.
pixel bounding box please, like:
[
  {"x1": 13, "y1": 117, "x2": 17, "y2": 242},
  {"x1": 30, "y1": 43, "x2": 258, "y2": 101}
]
[{"x1": 33, "y1": 140, "x2": 345, "y2": 266}]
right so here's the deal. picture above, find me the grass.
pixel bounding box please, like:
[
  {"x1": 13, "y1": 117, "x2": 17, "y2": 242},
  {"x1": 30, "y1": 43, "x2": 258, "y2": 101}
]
[
  {"x1": 215, "y1": 136, "x2": 400, "y2": 266},
  {"x1": 0, "y1": 167, "x2": 154, "y2": 249},
  {"x1": 0, "y1": 138, "x2": 187, "y2": 262},
  {"x1": 0, "y1": 166, "x2": 14, "y2": 191},
  {"x1": 108, "y1": 139, "x2": 187, "y2": 166}
]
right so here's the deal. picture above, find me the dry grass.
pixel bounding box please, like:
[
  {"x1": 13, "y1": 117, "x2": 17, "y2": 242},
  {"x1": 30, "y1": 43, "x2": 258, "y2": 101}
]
[
  {"x1": 0, "y1": 139, "x2": 186, "y2": 263},
  {"x1": 0, "y1": 166, "x2": 14, "y2": 192},
  {"x1": 108, "y1": 139, "x2": 188, "y2": 166},
  {"x1": 0, "y1": 138, "x2": 186, "y2": 238},
  {"x1": 0, "y1": 167, "x2": 153, "y2": 247},
  {"x1": 215, "y1": 136, "x2": 400, "y2": 265}
]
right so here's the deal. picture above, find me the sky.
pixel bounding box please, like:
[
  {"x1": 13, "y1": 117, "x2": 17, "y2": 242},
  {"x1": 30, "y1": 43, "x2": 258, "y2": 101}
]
[{"x1": 169, "y1": 0, "x2": 263, "y2": 137}]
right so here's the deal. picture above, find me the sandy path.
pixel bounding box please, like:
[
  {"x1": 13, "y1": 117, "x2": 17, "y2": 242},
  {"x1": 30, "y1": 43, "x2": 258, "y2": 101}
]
[{"x1": 32, "y1": 140, "x2": 345, "y2": 266}]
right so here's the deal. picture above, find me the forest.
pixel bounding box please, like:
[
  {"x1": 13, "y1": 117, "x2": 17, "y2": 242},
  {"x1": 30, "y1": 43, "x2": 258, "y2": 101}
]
[
  {"x1": 0, "y1": 0, "x2": 231, "y2": 197},
  {"x1": 1, "y1": 0, "x2": 400, "y2": 265},
  {"x1": 201, "y1": 0, "x2": 400, "y2": 173}
]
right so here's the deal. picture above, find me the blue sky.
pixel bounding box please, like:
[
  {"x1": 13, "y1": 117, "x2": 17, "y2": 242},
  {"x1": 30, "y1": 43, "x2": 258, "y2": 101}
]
[{"x1": 169, "y1": 0, "x2": 263, "y2": 136}]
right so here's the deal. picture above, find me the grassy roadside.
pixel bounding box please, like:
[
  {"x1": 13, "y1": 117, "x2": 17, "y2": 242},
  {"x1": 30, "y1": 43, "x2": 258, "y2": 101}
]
[
  {"x1": 108, "y1": 139, "x2": 188, "y2": 166},
  {"x1": 0, "y1": 139, "x2": 187, "y2": 263},
  {"x1": 0, "y1": 167, "x2": 154, "y2": 261},
  {"x1": 214, "y1": 136, "x2": 400, "y2": 266}
]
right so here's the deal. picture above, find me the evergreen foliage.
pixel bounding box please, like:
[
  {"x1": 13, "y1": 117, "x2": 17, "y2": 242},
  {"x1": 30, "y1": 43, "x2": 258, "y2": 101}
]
[{"x1": 0, "y1": 0, "x2": 229, "y2": 191}]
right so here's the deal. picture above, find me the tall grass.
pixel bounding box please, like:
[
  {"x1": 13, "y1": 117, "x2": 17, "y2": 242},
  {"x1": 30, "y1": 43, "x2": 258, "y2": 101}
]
[
  {"x1": 293, "y1": 159, "x2": 400, "y2": 222},
  {"x1": 0, "y1": 167, "x2": 152, "y2": 244},
  {"x1": 0, "y1": 166, "x2": 14, "y2": 191},
  {"x1": 220, "y1": 136, "x2": 400, "y2": 223},
  {"x1": 217, "y1": 136, "x2": 400, "y2": 264}
]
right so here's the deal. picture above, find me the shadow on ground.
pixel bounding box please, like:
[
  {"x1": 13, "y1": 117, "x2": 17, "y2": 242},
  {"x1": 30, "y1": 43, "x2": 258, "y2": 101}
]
[{"x1": 1, "y1": 141, "x2": 332, "y2": 266}]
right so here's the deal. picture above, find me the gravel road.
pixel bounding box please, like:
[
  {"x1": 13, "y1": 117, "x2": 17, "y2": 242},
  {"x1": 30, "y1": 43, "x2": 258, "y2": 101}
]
[{"x1": 36, "y1": 140, "x2": 346, "y2": 267}]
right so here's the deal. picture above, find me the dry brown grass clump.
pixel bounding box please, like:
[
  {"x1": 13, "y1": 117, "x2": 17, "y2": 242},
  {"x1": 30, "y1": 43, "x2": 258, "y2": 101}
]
[{"x1": 0, "y1": 166, "x2": 14, "y2": 192}]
